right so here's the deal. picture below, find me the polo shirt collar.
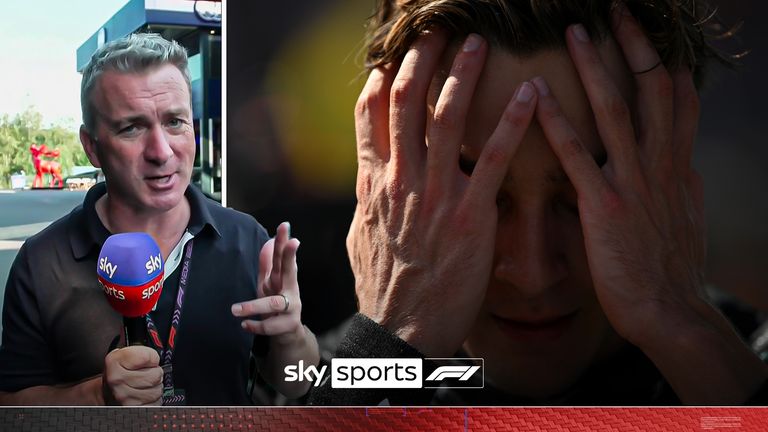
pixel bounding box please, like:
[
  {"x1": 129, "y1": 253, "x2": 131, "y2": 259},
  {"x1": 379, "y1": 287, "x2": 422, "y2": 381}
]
[
  {"x1": 185, "y1": 181, "x2": 222, "y2": 238},
  {"x1": 69, "y1": 182, "x2": 221, "y2": 260}
]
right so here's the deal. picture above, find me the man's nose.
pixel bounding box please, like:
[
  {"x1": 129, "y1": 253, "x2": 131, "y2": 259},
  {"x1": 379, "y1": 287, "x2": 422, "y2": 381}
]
[
  {"x1": 143, "y1": 126, "x2": 173, "y2": 164},
  {"x1": 493, "y1": 211, "x2": 567, "y2": 298}
]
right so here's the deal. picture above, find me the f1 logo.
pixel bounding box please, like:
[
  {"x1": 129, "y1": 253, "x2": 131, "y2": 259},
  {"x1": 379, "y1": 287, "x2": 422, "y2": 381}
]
[
  {"x1": 423, "y1": 358, "x2": 484, "y2": 389},
  {"x1": 425, "y1": 366, "x2": 481, "y2": 382}
]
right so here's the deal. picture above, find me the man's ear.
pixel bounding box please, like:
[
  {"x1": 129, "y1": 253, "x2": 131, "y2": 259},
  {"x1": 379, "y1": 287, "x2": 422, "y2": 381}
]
[{"x1": 79, "y1": 125, "x2": 101, "y2": 168}]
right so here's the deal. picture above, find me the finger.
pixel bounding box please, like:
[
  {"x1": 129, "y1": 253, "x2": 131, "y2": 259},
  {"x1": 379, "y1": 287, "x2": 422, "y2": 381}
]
[
  {"x1": 280, "y1": 238, "x2": 300, "y2": 296},
  {"x1": 241, "y1": 314, "x2": 301, "y2": 336},
  {"x1": 117, "y1": 386, "x2": 163, "y2": 406},
  {"x1": 533, "y1": 77, "x2": 613, "y2": 206},
  {"x1": 270, "y1": 222, "x2": 290, "y2": 292},
  {"x1": 122, "y1": 367, "x2": 164, "y2": 390},
  {"x1": 426, "y1": 34, "x2": 487, "y2": 189},
  {"x1": 232, "y1": 295, "x2": 288, "y2": 317},
  {"x1": 257, "y1": 238, "x2": 274, "y2": 297},
  {"x1": 610, "y1": 4, "x2": 673, "y2": 165},
  {"x1": 355, "y1": 65, "x2": 397, "y2": 164},
  {"x1": 355, "y1": 65, "x2": 397, "y2": 205},
  {"x1": 114, "y1": 346, "x2": 160, "y2": 371},
  {"x1": 145, "y1": 396, "x2": 164, "y2": 406},
  {"x1": 107, "y1": 365, "x2": 163, "y2": 392},
  {"x1": 564, "y1": 23, "x2": 641, "y2": 183},
  {"x1": 671, "y1": 68, "x2": 700, "y2": 170},
  {"x1": 465, "y1": 81, "x2": 536, "y2": 205},
  {"x1": 389, "y1": 29, "x2": 449, "y2": 180}
]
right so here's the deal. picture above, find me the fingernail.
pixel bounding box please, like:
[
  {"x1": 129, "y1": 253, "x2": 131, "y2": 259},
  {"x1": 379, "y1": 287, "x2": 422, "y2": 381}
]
[
  {"x1": 231, "y1": 304, "x2": 242, "y2": 315},
  {"x1": 516, "y1": 82, "x2": 534, "y2": 103},
  {"x1": 572, "y1": 24, "x2": 589, "y2": 42},
  {"x1": 241, "y1": 321, "x2": 248, "y2": 329},
  {"x1": 532, "y1": 77, "x2": 550, "y2": 96},
  {"x1": 284, "y1": 221, "x2": 291, "y2": 237},
  {"x1": 463, "y1": 34, "x2": 482, "y2": 52}
]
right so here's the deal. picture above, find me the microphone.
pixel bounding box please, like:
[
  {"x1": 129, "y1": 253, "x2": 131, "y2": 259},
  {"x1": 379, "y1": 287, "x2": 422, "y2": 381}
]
[{"x1": 97, "y1": 233, "x2": 164, "y2": 346}]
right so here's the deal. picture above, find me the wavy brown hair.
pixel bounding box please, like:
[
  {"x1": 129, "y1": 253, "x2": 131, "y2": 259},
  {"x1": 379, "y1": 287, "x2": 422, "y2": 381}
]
[{"x1": 365, "y1": 0, "x2": 734, "y2": 88}]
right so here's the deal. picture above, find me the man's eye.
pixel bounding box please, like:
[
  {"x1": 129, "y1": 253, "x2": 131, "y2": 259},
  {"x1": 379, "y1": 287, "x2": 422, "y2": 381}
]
[
  {"x1": 595, "y1": 151, "x2": 608, "y2": 168},
  {"x1": 168, "y1": 118, "x2": 184, "y2": 128},
  {"x1": 496, "y1": 193, "x2": 512, "y2": 214},
  {"x1": 459, "y1": 155, "x2": 476, "y2": 176},
  {"x1": 119, "y1": 125, "x2": 139, "y2": 136}
]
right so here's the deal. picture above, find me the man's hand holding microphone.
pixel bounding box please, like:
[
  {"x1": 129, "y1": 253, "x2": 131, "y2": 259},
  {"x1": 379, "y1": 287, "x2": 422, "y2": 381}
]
[
  {"x1": 97, "y1": 233, "x2": 165, "y2": 406},
  {"x1": 95, "y1": 223, "x2": 318, "y2": 405}
]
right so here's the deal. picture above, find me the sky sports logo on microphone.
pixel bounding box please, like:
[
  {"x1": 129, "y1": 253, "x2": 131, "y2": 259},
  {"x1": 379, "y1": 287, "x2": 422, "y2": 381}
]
[{"x1": 284, "y1": 358, "x2": 483, "y2": 389}]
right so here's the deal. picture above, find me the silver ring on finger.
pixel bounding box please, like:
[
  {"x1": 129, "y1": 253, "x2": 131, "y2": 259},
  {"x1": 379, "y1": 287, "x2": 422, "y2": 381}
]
[
  {"x1": 633, "y1": 60, "x2": 662, "y2": 75},
  {"x1": 279, "y1": 294, "x2": 289, "y2": 313}
]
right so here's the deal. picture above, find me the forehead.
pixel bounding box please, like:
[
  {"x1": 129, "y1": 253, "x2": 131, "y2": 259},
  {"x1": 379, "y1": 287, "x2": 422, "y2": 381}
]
[
  {"x1": 435, "y1": 37, "x2": 633, "y2": 180},
  {"x1": 91, "y1": 64, "x2": 190, "y2": 116}
]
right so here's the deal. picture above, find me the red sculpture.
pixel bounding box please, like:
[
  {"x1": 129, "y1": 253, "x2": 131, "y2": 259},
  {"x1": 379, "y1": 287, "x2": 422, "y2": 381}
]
[{"x1": 30, "y1": 143, "x2": 63, "y2": 188}]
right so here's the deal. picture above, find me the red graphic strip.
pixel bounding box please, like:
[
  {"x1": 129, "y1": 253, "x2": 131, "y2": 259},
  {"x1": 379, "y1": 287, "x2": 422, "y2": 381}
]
[{"x1": 4, "y1": 407, "x2": 768, "y2": 432}]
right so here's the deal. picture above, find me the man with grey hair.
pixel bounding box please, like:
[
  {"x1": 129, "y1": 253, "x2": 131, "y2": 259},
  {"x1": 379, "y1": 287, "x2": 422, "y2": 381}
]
[{"x1": 0, "y1": 33, "x2": 319, "y2": 405}]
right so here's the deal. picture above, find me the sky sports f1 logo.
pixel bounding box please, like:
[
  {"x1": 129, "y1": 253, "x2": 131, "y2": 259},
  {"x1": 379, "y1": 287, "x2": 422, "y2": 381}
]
[
  {"x1": 423, "y1": 358, "x2": 483, "y2": 389},
  {"x1": 284, "y1": 358, "x2": 483, "y2": 389}
]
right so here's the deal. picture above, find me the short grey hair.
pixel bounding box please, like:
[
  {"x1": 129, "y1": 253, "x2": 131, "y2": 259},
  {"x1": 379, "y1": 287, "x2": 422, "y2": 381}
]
[{"x1": 80, "y1": 32, "x2": 191, "y2": 133}]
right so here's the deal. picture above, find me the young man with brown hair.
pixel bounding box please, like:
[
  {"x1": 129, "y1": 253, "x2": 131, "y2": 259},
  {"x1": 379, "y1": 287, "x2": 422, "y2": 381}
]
[{"x1": 311, "y1": 0, "x2": 768, "y2": 405}]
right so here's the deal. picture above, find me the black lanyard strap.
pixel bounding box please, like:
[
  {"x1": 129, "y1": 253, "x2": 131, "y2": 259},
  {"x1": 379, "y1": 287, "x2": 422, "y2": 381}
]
[{"x1": 145, "y1": 238, "x2": 194, "y2": 405}]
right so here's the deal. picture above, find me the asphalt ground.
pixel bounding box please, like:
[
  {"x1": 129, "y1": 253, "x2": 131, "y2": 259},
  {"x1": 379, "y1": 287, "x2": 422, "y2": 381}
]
[{"x1": 0, "y1": 189, "x2": 86, "y2": 340}]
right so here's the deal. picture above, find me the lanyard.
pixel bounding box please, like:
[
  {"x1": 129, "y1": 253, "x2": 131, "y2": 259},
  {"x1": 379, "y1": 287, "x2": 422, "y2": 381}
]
[{"x1": 145, "y1": 238, "x2": 194, "y2": 406}]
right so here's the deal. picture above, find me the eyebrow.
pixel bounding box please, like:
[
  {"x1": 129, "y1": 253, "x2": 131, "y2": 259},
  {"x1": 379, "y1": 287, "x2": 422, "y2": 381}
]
[
  {"x1": 102, "y1": 107, "x2": 190, "y2": 130},
  {"x1": 103, "y1": 114, "x2": 148, "y2": 131},
  {"x1": 163, "y1": 108, "x2": 190, "y2": 119}
]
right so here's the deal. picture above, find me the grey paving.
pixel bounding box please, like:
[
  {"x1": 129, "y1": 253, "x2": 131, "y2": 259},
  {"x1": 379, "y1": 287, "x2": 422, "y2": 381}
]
[{"x1": 0, "y1": 190, "x2": 86, "y2": 342}]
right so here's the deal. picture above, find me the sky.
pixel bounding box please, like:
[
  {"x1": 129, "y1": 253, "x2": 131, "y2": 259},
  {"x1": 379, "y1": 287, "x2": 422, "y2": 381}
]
[{"x1": 0, "y1": 0, "x2": 129, "y2": 131}]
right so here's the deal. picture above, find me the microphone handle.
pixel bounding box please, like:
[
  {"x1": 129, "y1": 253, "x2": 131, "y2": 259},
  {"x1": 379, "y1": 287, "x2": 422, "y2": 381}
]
[{"x1": 124, "y1": 316, "x2": 148, "y2": 346}]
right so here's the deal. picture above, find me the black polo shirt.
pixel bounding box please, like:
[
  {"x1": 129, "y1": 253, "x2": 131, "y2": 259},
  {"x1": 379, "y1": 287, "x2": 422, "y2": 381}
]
[{"x1": 0, "y1": 182, "x2": 269, "y2": 405}]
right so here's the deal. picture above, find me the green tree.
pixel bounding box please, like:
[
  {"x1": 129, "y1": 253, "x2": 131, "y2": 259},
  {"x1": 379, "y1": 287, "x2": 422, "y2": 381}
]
[{"x1": 0, "y1": 107, "x2": 89, "y2": 188}]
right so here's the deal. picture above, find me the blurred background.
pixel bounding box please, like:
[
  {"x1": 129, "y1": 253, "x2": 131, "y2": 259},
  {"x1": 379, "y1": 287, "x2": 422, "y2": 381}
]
[
  {"x1": 226, "y1": 0, "x2": 768, "y2": 341},
  {"x1": 0, "y1": 0, "x2": 128, "y2": 339},
  {"x1": 693, "y1": 1, "x2": 768, "y2": 312}
]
